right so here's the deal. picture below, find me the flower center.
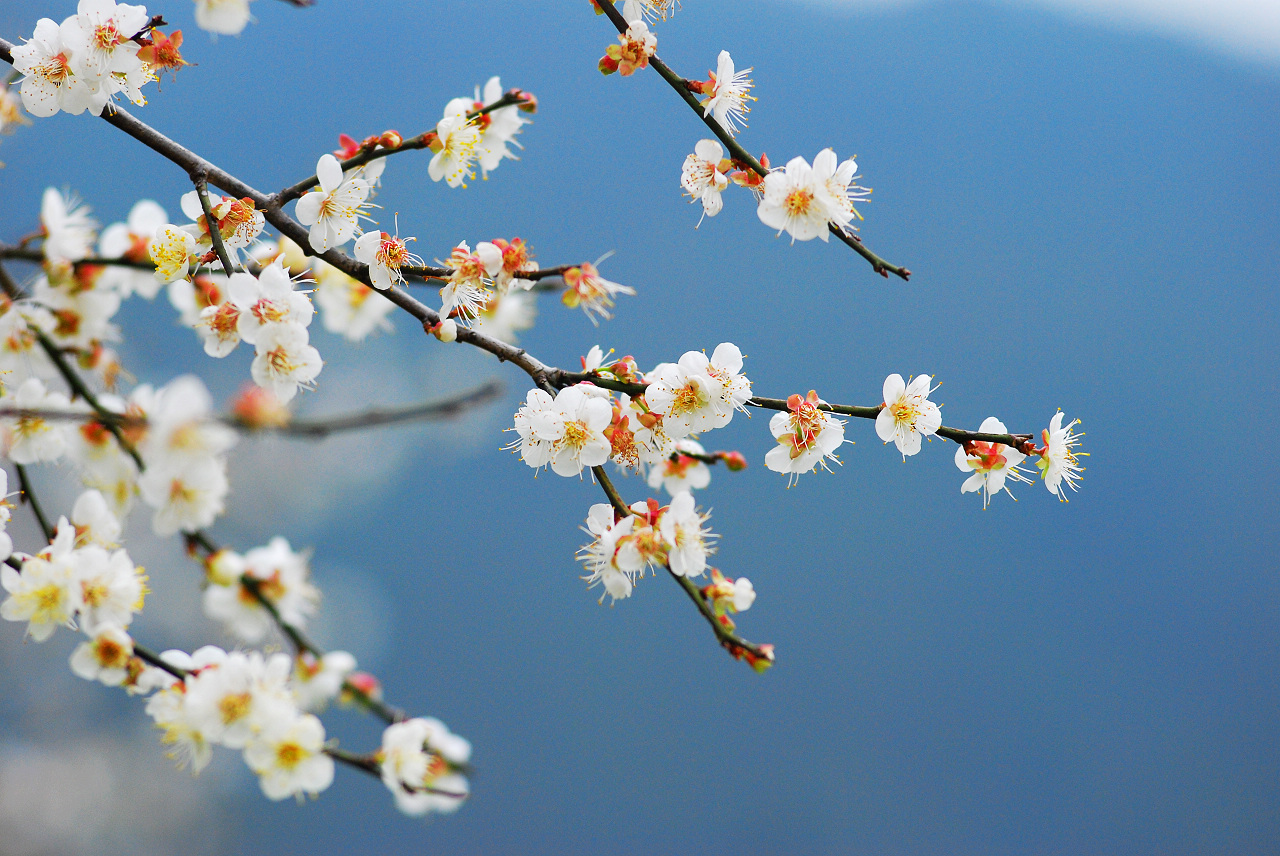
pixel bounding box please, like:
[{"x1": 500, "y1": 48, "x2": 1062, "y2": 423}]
[
  {"x1": 82, "y1": 579, "x2": 109, "y2": 607},
  {"x1": 890, "y1": 400, "x2": 919, "y2": 428},
  {"x1": 670, "y1": 382, "x2": 705, "y2": 416},
  {"x1": 219, "y1": 692, "x2": 252, "y2": 725},
  {"x1": 95, "y1": 636, "x2": 129, "y2": 668},
  {"x1": 276, "y1": 741, "x2": 305, "y2": 769},
  {"x1": 93, "y1": 23, "x2": 124, "y2": 51},
  {"x1": 562, "y1": 420, "x2": 590, "y2": 450},
  {"x1": 38, "y1": 53, "x2": 73, "y2": 83},
  {"x1": 378, "y1": 238, "x2": 408, "y2": 269},
  {"x1": 784, "y1": 189, "x2": 814, "y2": 217}
]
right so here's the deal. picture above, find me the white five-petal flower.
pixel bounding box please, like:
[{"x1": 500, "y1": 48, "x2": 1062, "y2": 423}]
[
  {"x1": 681, "y1": 139, "x2": 729, "y2": 225},
  {"x1": 955, "y1": 416, "x2": 1032, "y2": 508},
  {"x1": 875, "y1": 373, "x2": 942, "y2": 458},
  {"x1": 295, "y1": 154, "x2": 371, "y2": 252}
]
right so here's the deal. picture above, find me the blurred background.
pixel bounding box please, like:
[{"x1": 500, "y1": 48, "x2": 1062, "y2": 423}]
[{"x1": 1, "y1": 0, "x2": 1277, "y2": 853}]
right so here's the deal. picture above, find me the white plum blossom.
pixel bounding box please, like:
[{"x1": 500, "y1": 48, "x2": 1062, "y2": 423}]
[
  {"x1": 194, "y1": 0, "x2": 254, "y2": 36},
  {"x1": 71, "y1": 489, "x2": 122, "y2": 547},
  {"x1": 955, "y1": 416, "x2": 1032, "y2": 508},
  {"x1": 647, "y1": 438, "x2": 712, "y2": 495},
  {"x1": 137, "y1": 374, "x2": 237, "y2": 468},
  {"x1": 69, "y1": 622, "x2": 134, "y2": 685},
  {"x1": 77, "y1": 546, "x2": 147, "y2": 630},
  {"x1": 1, "y1": 540, "x2": 81, "y2": 641},
  {"x1": 0, "y1": 300, "x2": 57, "y2": 383},
  {"x1": 812, "y1": 148, "x2": 870, "y2": 231},
  {"x1": 444, "y1": 76, "x2": 530, "y2": 180},
  {"x1": 313, "y1": 260, "x2": 396, "y2": 341},
  {"x1": 149, "y1": 224, "x2": 198, "y2": 284},
  {"x1": 59, "y1": 1, "x2": 150, "y2": 101},
  {"x1": 696, "y1": 342, "x2": 752, "y2": 424},
  {"x1": 195, "y1": 300, "x2": 242, "y2": 357},
  {"x1": 10, "y1": 19, "x2": 95, "y2": 117},
  {"x1": 439, "y1": 241, "x2": 500, "y2": 322},
  {"x1": 99, "y1": 199, "x2": 168, "y2": 297},
  {"x1": 701, "y1": 51, "x2": 754, "y2": 136},
  {"x1": 78, "y1": 447, "x2": 141, "y2": 520},
  {"x1": 621, "y1": 0, "x2": 677, "y2": 23},
  {"x1": 644, "y1": 343, "x2": 752, "y2": 438},
  {"x1": 354, "y1": 229, "x2": 422, "y2": 290},
  {"x1": 706, "y1": 570, "x2": 756, "y2": 616},
  {"x1": 243, "y1": 712, "x2": 335, "y2": 801},
  {"x1": 295, "y1": 154, "x2": 371, "y2": 253},
  {"x1": 41, "y1": 188, "x2": 97, "y2": 263},
  {"x1": 182, "y1": 650, "x2": 295, "y2": 750},
  {"x1": 681, "y1": 139, "x2": 729, "y2": 224},
  {"x1": 145, "y1": 683, "x2": 213, "y2": 771},
  {"x1": 561, "y1": 262, "x2": 635, "y2": 324},
  {"x1": 138, "y1": 456, "x2": 228, "y2": 535},
  {"x1": 250, "y1": 322, "x2": 322, "y2": 404},
  {"x1": 379, "y1": 718, "x2": 471, "y2": 817},
  {"x1": 292, "y1": 650, "x2": 357, "y2": 713},
  {"x1": 33, "y1": 267, "x2": 122, "y2": 349},
  {"x1": 429, "y1": 113, "x2": 482, "y2": 188},
  {"x1": 228, "y1": 259, "x2": 315, "y2": 345},
  {"x1": 203, "y1": 537, "x2": 318, "y2": 643},
  {"x1": 180, "y1": 191, "x2": 264, "y2": 254},
  {"x1": 659, "y1": 491, "x2": 715, "y2": 578},
  {"x1": 143, "y1": 645, "x2": 229, "y2": 771},
  {"x1": 875, "y1": 373, "x2": 942, "y2": 458},
  {"x1": 1037, "y1": 411, "x2": 1085, "y2": 500},
  {"x1": 764, "y1": 390, "x2": 848, "y2": 484},
  {"x1": 510, "y1": 385, "x2": 612, "y2": 477},
  {"x1": 578, "y1": 503, "x2": 639, "y2": 602},
  {"x1": 509, "y1": 389, "x2": 556, "y2": 470},
  {"x1": 757, "y1": 155, "x2": 832, "y2": 242},
  {"x1": 2, "y1": 377, "x2": 75, "y2": 464}
]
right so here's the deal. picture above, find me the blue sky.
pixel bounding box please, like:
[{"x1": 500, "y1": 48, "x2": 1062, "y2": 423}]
[{"x1": 1, "y1": 1, "x2": 1278, "y2": 854}]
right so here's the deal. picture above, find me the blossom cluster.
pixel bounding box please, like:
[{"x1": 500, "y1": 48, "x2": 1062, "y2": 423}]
[
  {"x1": 0, "y1": 332, "x2": 235, "y2": 533},
  {"x1": 682, "y1": 139, "x2": 871, "y2": 242},
  {"x1": 9, "y1": 1, "x2": 156, "y2": 119},
  {"x1": 428, "y1": 77, "x2": 533, "y2": 189},
  {"x1": 0, "y1": 499, "x2": 143, "y2": 643},
  {"x1": 141, "y1": 644, "x2": 468, "y2": 809},
  {"x1": 0, "y1": 476, "x2": 468, "y2": 812},
  {"x1": 510, "y1": 343, "x2": 749, "y2": 483},
  {"x1": 201, "y1": 538, "x2": 319, "y2": 644},
  {"x1": 578, "y1": 492, "x2": 728, "y2": 602}
]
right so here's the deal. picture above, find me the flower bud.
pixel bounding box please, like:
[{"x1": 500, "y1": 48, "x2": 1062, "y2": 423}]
[
  {"x1": 340, "y1": 671, "x2": 383, "y2": 705},
  {"x1": 379, "y1": 130, "x2": 403, "y2": 148},
  {"x1": 515, "y1": 91, "x2": 538, "y2": 113},
  {"x1": 205, "y1": 549, "x2": 245, "y2": 587},
  {"x1": 719, "y1": 450, "x2": 747, "y2": 471},
  {"x1": 430, "y1": 319, "x2": 458, "y2": 342},
  {"x1": 231, "y1": 383, "x2": 291, "y2": 429}
]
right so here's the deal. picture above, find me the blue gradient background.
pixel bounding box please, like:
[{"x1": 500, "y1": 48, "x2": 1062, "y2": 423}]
[{"x1": 1, "y1": 1, "x2": 1277, "y2": 854}]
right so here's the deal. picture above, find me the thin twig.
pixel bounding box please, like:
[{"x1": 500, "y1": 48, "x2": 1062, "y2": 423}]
[
  {"x1": 193, "y1": 177, "x2": 237, "y2": 274},
  {"x1": 271, "y1": 91, "x2": 534, "y2": 206},
  {"x1": 14, "y1": 464, "x2": 54, "y2": 540},
  {"x1": 0, "y1": 381, "x2": 503, "y2": 440}
]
